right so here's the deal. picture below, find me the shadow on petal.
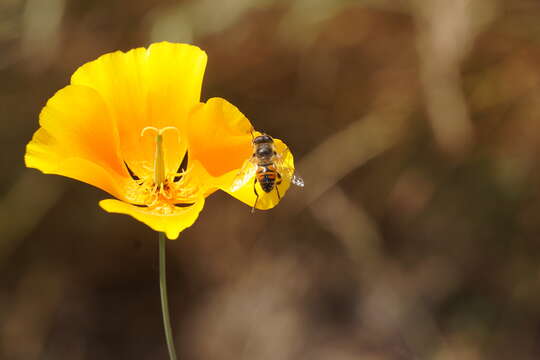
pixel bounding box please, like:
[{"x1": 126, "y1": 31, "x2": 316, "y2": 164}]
[{"x1": 99, "y1": 197, "x2": 205, "y2": 239}]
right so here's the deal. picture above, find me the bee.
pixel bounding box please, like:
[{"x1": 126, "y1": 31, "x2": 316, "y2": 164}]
[{"x1": 232, "y1": 132, "x2": 304, "y2": 212}]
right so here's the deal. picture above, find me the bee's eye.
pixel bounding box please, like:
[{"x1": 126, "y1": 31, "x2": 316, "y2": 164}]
[{"x1": 254, "y1": 134, "x2": 273, "y2": 144}]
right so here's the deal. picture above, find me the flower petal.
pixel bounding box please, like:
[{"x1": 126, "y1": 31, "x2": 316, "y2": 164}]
[
  {"x1": 99, "y1": 198, "x2": 205, "y2": 239},
  {"x1": 71, "y1": 42, "x2": 207, "y2": 176},
  {"x1": 25, "y1": 85, "x2": 130, "y2": 200},
  {"x1": 187, "y1": 97, "x2": 254, "y2": 177},
  {"x1": 185, "y1": 97, "x2": 297, "y2": 210},
  {"x1": 220, "y1": 139, "x2": 295, "y2": 210}
]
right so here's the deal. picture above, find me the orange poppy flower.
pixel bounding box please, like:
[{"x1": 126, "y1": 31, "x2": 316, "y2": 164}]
[{"x1": 25, "y1": 42, "x2": 298, "y2": 239}]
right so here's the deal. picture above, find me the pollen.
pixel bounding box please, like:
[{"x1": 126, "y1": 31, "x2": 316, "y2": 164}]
[{"x1": 122, "y1": 126, "x2": 199, "y2": 214}]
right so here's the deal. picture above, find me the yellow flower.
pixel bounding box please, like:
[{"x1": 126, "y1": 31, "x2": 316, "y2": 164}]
[{"x1": 25, "y1": 42, "x2": 297, "y2": 239}]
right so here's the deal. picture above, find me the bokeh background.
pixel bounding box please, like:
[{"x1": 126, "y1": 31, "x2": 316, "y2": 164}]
[{"x1": 2, "y1": 0, "x2": 540, "y2": 359}]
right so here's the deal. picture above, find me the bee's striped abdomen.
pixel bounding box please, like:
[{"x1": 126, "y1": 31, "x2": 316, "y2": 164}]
[{"x1": 256, "y1": 164, "x2": 277, "y2": 193}]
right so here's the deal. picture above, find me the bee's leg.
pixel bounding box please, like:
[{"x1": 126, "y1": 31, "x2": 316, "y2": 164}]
[
  {"x1": 275, "y1": 173, "x2": 282, "y2": 200},
  {"x1": 275, "y1": 173, "x2": 283, "y2": 200},
  {"x1": 252, "y1": 178, "x2": 259, "y2": 213}
]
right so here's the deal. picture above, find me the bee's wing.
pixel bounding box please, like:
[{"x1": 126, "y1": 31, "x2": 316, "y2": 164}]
[
  {"x1": 231, "y1": 157, "x2": 258, "y2": 191},
  {"x1": 275, "y1": 152, "x2": 305, "y2": 188},
  {"x1": 291, "y1": 174, "x2": 305, "y2": 187}
]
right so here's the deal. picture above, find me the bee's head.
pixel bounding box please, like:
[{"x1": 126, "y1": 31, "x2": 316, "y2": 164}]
[{"x1": 253, "y1": 134, "x2": 273, "y2": 145}]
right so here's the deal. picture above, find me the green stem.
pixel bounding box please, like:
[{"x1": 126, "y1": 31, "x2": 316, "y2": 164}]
[{"x1": 159, "y1": 232, "x2": 178, "y2": 360}]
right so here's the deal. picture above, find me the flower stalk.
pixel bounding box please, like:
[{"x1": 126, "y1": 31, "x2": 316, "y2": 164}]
[{"x1": 159, "y1": 231, "x2": 177, "y2": 360}]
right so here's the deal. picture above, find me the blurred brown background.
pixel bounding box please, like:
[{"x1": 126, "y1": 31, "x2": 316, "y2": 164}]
[{"x1": 2, "y1": 0, "x2": 540, "y2": 359}]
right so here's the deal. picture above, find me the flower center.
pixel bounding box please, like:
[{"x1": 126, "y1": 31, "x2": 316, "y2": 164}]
[{"x1": 123, "y1": 126, "x2": 198, "y2": 211}]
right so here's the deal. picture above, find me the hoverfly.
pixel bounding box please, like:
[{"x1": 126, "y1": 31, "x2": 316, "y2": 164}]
[{"x1": 232, "y1": 132, "x2": 304, "y2": 212}]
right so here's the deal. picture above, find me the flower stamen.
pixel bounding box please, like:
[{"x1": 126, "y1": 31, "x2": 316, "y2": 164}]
[{"x1": 126, "y1": 126, "x2": 199, "y2": 210}]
